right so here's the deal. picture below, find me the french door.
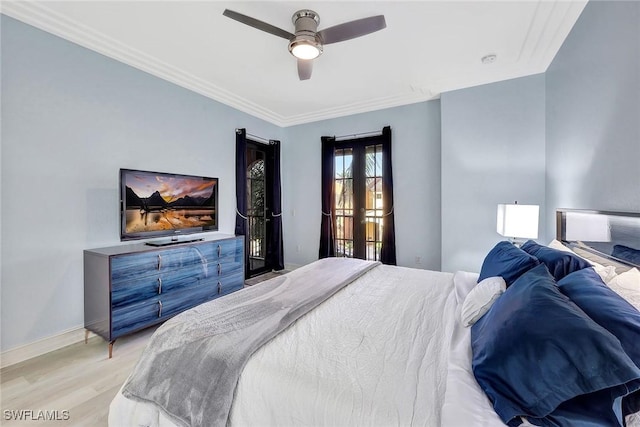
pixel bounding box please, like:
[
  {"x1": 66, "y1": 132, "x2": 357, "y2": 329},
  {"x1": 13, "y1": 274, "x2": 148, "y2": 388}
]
[
  {"x1": 246, "y1": 141, "x2": 274, "y2": 277},
  {"x1": 334, "y1": 141, "x2": 385, "y2": 261}
]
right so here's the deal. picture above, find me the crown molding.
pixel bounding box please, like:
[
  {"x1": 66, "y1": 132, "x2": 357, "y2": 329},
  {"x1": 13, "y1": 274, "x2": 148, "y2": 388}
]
[
  {"x1": 517, "y1": 0, "x2": 587, "y2": 70},
  {"x1": 536, "y1": 0, "x2": 588, "y2": 70},
  {"x1": 1, "y1": 1, "x2": 291, "y2": 125},
  {"x1": 1, "y1": 1, "x2": 437, "y2": 128},
  {"x1": 280, "y1": 91, "x2": 439, "y2": 127},
  {"x1": 1, "y1": 0, "x2": 586, "y2": 128}
]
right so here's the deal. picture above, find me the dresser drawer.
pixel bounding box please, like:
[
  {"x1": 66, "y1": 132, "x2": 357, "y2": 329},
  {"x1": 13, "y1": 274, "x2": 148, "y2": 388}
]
[
  {"x1": 111, "y1": 245, "x2": 216, "y2": 285},
  {"x1": 112, "y1": 298, "x2": 164, "y2": 338},
  {"x1": 215, "y1": 238, "x2": 243, "y2": 262},
  {"x1": 111, "y1": 277, "x2": 243, "y2": 338},
  {"x1": 216, "y1": 271, "x2": 244, "y2": 296},
  {"x1": 111, "y1": 252, "x2": 240, "y2": 308},
  {"x1": 211, "y1": 258, "x2": 243, "y2": 282},
  {"x1": 111, "y1": 266, "x2": 209, "y2": 308},
  {"x1": 112, "y1": 292, "x2": 207, "y2": 338}
]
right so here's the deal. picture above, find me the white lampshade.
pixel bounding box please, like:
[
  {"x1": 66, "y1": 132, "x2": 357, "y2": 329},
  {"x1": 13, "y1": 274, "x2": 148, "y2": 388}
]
[{"x1": 497, "y1": 204, "x2": 539, "y2": 239}]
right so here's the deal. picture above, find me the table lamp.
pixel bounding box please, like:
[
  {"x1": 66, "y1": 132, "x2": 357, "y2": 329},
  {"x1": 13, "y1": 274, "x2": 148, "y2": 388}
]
[{"x1": 497, "y1": 202, "x2": 539, "y2": 245}]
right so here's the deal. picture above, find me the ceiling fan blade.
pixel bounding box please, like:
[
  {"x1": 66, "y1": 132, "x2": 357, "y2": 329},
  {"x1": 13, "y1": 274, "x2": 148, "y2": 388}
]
[
  {"x1": 223, "y1": 9, "x2": 294, "y2": 40},
  {"x1": 318, "y1": 15, "x2": 386, "y2": 45},
  {"x1": 297, "y1": 59, "x2": 313, "y2": 80}
]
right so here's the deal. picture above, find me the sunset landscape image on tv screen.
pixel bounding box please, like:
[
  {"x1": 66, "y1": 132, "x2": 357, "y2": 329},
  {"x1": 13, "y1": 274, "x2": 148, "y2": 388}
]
[{"x1": 122, "y1": 170, "x2": 217, "y2": 234}]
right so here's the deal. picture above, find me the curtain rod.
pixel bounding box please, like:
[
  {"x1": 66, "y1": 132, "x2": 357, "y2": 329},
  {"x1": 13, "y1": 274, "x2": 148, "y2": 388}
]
[
  {"x1": 247, "y1": 133, "x2": 273, "y2": 144},
  {"x1": 334, "y1": 130, "x2": 382, "y2": 141},
  {"x1": 236, "y1": 128, "x2": 275, "y2": 145}
]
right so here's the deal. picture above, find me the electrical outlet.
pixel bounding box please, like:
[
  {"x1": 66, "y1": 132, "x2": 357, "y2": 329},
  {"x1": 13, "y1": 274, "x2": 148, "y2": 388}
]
[
  {"x1": 415, "y1": 256, "x2": 422, "y2": 265},
  {"x1": 296, "y1": 245, "x2": 301, "y2": 253}
]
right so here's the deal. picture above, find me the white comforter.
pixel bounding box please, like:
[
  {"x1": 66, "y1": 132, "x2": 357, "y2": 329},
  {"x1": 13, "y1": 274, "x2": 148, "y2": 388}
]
[
  {"x1": 110, "y1": 263, "x2": 501, "y2": 426},
  {"x1": 441, "y1": 271, "x2": 508, "y2": 427}
]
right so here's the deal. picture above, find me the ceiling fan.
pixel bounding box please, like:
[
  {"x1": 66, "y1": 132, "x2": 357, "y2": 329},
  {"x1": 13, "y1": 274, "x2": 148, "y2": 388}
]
[{"x1": 222, "y1": 9, "x2": 386, "y2": 80}]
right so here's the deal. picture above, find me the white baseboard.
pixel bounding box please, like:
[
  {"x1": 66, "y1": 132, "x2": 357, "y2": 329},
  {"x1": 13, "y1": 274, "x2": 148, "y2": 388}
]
[
  {"x1": 2, "y1": 265, "x2": 305, "y2": 368},
  {"x1": 284, "y1": 262, "x2": 303, "y2": 271},
  {"x1": 1, "y1": 327, "x2": 93, "y2": 369}
]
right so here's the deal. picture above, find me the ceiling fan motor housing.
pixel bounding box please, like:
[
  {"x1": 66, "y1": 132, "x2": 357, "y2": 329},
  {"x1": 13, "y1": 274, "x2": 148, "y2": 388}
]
[{"x1": 288, "y1": 9, "x2": 323, "y2": 57}]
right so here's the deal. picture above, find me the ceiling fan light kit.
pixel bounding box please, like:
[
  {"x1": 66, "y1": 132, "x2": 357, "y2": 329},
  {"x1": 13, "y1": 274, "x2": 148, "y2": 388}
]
[
  {"x1": 288, "y1": 9, "x2": 323, "y2": 60},
  {"x1": 289, "y1": 9, "x2": 322, "y2": 60},
  {"x1": 290, "y1": 41, "x2": 322, "y2": 60},
  {"x1": 223, "y1": 8, "x2": 386, "y2": 80}
]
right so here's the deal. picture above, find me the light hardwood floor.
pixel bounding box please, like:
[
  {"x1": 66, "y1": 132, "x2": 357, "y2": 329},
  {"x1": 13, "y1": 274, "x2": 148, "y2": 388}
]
[
  {"x1": 0, "y1": 327, "x2": 157, "y2": 427},
  {"x1": 0, "y1": 278, "x2": 276, "y2": 427}
]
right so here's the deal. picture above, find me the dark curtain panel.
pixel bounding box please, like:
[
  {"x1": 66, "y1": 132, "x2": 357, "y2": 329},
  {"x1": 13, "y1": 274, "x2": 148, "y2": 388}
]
[
  {"x1": 268, "y1": 140, "x2": 285, "y2": 270},
  {"x1": 234, "y1": 128, "x2": 248, "y2": 238},
  {"x1": 379, "y1": 126, "x2": 397, "y2": 265},
  {"x1": 319, "y1": 136, "x2": 336, "y2": 258}
]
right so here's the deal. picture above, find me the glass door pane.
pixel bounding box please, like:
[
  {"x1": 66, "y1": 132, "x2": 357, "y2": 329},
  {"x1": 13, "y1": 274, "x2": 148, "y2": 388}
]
[
  {"x1": 364, "y1": 144, "x2": 383, "y2": 261},
  {"x1": 334, "y1": 148, "x2": 354, "y2": 258},
  {"x1": 247, "y1": 147, "x2": 266, "y2": 275},
  {"x1": 333, "y1": 143, "x2": 383, "y2": 261}
]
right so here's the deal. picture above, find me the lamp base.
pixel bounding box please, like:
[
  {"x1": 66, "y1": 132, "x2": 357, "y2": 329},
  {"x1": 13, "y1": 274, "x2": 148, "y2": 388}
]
[{"x1": 507, "y1": 237, "x2": 530, "y2": 247}]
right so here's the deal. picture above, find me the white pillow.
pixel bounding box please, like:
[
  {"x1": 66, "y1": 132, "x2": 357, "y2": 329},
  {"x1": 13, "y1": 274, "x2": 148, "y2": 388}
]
[
  {"x1": 547, "y1": 239, "x2": 617, "y2": 283},
  {"x1": 461, "y1": 276, "x2": 506, "y2": 327},
  {"x1": 547, "y1": 239, "x2": 574, "y2": 253},
  {"x1": 607, "y1": 268, "x2": 640, "y2": 311},
  {"x1": 592, "y1": 264, "x2": 618, "y2": 283}
]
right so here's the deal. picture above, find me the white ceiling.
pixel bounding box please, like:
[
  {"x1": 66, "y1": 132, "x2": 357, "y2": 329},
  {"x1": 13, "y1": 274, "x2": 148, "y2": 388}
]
[{"x1": 2, "y1": 1, "x2": 587, "y2": 127}]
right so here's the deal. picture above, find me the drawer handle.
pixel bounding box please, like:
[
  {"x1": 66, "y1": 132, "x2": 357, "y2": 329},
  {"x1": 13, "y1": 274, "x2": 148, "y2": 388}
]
[
  {"x1": 157, "y1": 277, "x2": 162, "y2": 294},
  {"x1": 157, "y1": 254, "x2": 162, "y2": 270},
  {"x1": 217, "y1": 281, "x2": 222, "y2": 295},
  {"x1": 217, "y1": 263, "x2": 222, "y2": 275},
  {"x1": 158, "y1": 300, "x2": 163, "y2": 317},
  {"x1": 217, "y1": 245, "x2": 221, "y2": 257}
]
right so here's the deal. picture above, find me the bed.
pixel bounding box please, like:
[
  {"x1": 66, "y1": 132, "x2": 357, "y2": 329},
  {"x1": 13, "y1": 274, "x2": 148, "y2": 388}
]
[{"x1": 109, "y1": 209, "x2": 640, "y2": 427}]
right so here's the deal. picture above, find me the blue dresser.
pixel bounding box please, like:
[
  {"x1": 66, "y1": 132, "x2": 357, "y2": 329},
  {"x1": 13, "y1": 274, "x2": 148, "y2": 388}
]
[{"x1": 84, "y1": 235, "x2": 244, "y2": 357}]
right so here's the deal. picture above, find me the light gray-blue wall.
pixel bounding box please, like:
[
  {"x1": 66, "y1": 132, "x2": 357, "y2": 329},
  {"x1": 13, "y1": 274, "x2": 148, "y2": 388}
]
[
  {"x1": 0, "y1": 16, "x2": 281, "y2": 352},
  {"x1": 1, "y1": 13, "x2": 441, "y2": 354},
  {"x1": 2, "y1": 0, "x2": 639, "y2": 354},
  {"x1": 282, "y1": 101, "x2": 442, "y2": 270},
  {"x1": 545, "y1": 0, "x2": 640, "y2": 240},
  {"x1": 441, "y1": 75, "x2": 547, "y2": 273}
]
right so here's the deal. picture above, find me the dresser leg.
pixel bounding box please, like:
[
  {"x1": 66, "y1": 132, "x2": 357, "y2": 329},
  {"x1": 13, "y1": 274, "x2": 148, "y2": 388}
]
[
  {"x1": 109, "y1": 341, "x2": 115, "y2": 359},
  {"x1": 84, "y1": 329, "x2": 90, "y2": 344}
]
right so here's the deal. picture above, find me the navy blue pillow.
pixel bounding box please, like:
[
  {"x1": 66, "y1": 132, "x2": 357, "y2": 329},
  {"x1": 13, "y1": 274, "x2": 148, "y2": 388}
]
[
  {"x1": 557, "y1": 267, "x2": 640, "y2": 367},
  {"x1": 557, "y1": 268, "x2": 640, "y2": 419},
  {"x1": 471, "y1": 263, "x2": 640, "y2": 426},
  {"x1": 527, "y1": 386, "x2": 638, "y2": 427},
  {"x1": 478, "y1": 241, "x2": 539, "y2": 286},
  {"x1": 520, "y1": 240, "x2": 591, "y2": 281},
  {"x1": 612, "y1": 244, "x2": 640, "y2": 265}
]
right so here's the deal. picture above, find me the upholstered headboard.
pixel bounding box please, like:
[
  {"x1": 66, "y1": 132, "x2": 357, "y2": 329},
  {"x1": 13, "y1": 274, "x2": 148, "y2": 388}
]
[{"x1": 556, "y1": 209, "x2": 640, "y2": 272}]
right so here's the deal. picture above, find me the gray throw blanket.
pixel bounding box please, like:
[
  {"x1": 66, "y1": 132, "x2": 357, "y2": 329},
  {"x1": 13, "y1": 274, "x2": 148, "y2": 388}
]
[{"x1": 122, "y1": 257, "x2": 380, "y2": 427}]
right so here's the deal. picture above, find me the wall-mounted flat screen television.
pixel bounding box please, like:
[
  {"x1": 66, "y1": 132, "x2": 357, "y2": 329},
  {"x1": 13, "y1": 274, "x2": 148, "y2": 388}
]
[{"x1": 120, "y1": 168, "x2": 218, "y2": 244}]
